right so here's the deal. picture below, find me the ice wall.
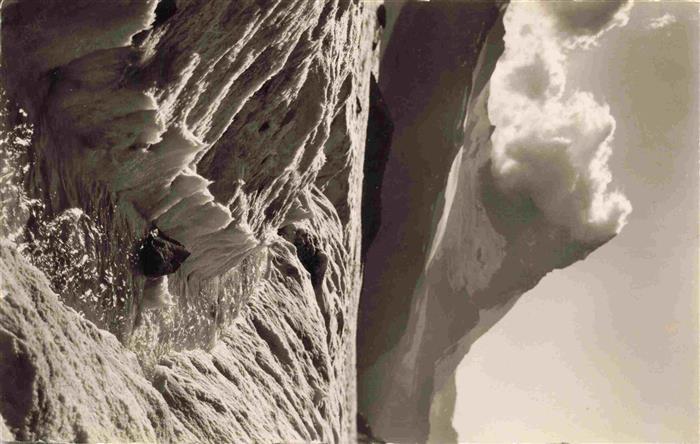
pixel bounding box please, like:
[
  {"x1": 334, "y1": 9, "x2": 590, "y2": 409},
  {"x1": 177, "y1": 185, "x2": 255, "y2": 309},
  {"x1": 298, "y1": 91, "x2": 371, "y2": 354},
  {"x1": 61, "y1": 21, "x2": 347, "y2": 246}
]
[{"x1": 1, "y1": 1, "x2": 381, "y2": 442}]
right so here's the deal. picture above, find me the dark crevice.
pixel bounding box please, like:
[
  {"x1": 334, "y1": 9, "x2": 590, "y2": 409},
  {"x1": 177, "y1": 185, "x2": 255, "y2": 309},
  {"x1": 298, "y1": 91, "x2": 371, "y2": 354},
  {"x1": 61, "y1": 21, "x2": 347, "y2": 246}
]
[
  {"x1": 288, "y1": 230, "x2": 331, "y2": 345},
  {"x1": 280, "y1": 227, "x2": 329, "y2": 311},
  {"x1": 73, "y1": 424, "x2": 89, "y2": 443},
  {"x1": 336, "y1": 311, "x2": 345, "y2": 337},
  {"x1": 211, "y1": 357, "x2": 239, "y2": 385},
  {"x1": 338, "y1": 75, "x2": 353, "y2": 105},
  {"x1": 0, "y1": 331, "x2": 36, "y2": 440},
  {"x1": 254, "y1": 354, "x2": 285, "y2": 388},
  {"x1": 357, "y1": 412, "x2": 386, "y2": 443},
  {"x1": 194, "y1": 388, "x2": 228, "y2": 414},
  {"x1": 314, "y1": 354, "x2": 329, "y2": 382},
  {"x1": 189, "y1": 358, "x2": 211, "y2": 376},
  {"x1": 377, "y1": 5, "x2": 387, "y2": 28},
  {"x1": 280, "y1": 108, "x2": 296, "y2": 127},
  {"x1": 251, "y1": 316, "x2": 293, "y2": 369},
  {"x1": 301, "y1": 334, "x2": 314, "y2": 354},
  {"x1": 146, "y1": 408, "x2": 161, "y2": 434},
  {"x1": 131, "y1": 29, "x2": 150, "y2": 46},
  {"x1": 312, "y1": 1, "x2": 334, "y2": 40},
  {"x1": 153, "y1": 0, "x2": 178, "y2": 28},
  {"x1": 360, "y1": 75, "x2": 394, "y2": 261},
  {"x1": 337, "y1": 0, "x2": 351, "y2": 21}
]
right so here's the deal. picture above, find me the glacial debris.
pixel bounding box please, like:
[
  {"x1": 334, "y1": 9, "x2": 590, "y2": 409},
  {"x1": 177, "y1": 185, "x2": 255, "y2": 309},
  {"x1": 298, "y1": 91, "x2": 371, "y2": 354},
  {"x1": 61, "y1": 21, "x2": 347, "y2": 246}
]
[{"x1": 138, "y1": 228, "x2": 190, "y2": 278}]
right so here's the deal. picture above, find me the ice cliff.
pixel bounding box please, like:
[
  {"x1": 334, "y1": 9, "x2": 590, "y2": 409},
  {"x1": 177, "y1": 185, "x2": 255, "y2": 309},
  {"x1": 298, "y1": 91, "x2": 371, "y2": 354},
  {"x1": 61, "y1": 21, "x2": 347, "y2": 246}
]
[{"x1": 0, "y1": 1, "x2": 626, "y2": 443}]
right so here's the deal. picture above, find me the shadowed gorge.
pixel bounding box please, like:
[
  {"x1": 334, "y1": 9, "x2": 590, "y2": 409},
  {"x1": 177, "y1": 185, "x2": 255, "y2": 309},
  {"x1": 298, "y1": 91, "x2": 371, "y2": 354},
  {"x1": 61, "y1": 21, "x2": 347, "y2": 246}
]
[{"x1": 356, "y1": 2, "x2": 616, "y2": 442}]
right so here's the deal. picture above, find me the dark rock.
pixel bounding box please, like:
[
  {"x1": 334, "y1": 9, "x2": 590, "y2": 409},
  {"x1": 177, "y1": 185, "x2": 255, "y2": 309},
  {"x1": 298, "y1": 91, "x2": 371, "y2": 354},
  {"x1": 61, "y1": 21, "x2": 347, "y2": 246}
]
[
  {"x1": 376, "y1": 5, "x2": 386, "y2": 28},
  {"x1": 138, "y1": 228, "x2": 190, "y2": 278},
  {"x1": 153, "y1": 0, "x2": 177, "y2": 28},
  {"x1": 357, "y1": 413, "x2": 386, "y2": 444}
]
